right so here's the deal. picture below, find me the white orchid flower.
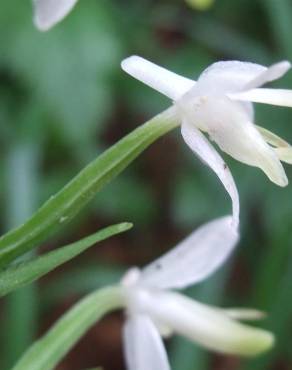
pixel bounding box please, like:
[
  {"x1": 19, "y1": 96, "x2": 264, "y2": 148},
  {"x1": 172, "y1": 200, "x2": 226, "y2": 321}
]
[
  {"x1": 120, "y1": 216, "x2": 274, "y2": 370},
  {"x1": 33, "y1": 0, "x2": 78, "y2": 31},
  {"x1": 122, "y1": 56, "x2": 292, "y2": 227}
]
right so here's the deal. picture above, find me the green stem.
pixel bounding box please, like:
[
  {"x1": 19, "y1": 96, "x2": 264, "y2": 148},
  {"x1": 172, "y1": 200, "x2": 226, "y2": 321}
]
[
  {"x1": 3, "y1": 142, "x2": 40, "y2": 369},
  {"x1": 0, "y1": 107, "x2": 179, "y2": 268},
  {"x1": 11, "y1": 286, "x2": 125, "y2": 370}
]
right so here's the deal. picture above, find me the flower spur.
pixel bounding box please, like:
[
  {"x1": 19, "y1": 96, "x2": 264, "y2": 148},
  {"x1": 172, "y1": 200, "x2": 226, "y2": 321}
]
[
  {"x1": 120, "y1": 216, "x2": 274, "y2": 370},
  {"x1": 122, "y1": 56, "x2": 292, "y2": 227}
]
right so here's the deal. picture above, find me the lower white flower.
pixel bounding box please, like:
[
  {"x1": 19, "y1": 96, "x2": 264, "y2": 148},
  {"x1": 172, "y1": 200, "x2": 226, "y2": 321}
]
[
  {"x1": 120, "y1": 216, "x2": 274, "y2": 370},
  {"x1": 121, "y1": 56, "x2": 292, "y2": 228},
  {"x1": 33, "y1": 0, "x2": 78, "y2": 31}
]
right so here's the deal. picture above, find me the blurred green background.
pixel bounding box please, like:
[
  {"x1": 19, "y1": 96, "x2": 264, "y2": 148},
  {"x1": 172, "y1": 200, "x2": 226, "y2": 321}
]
[{"x1": 0, "y1": 0, "x2": 292, "y2": 369}]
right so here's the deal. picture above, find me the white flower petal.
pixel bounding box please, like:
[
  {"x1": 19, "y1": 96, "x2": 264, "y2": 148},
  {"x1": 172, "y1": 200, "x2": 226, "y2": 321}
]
[
  {"x1": 274, "y1": 147, "x2": 292, "y2": 164},
  {"x1": 256, "y1": 125, "x2": 291, "y2": 148},
  {"x1": 181, "y1": 120, "x2": 239, "y2": 228},
  {"x1": 144, "y1": 292, "x2": 274, "y2": 357},
  {"x1": 257, "y1": 126, "x2": 292, "y2": 164},
  {"x1": 33, "y1": 0, "x2": 78, "y2": 31},
  {"x1": 121, "y1": 267, "x2": 141, "y2": 287},
  {"x1": 229, "y1": 88, "x2": 292, "y2": 108},
  {"x1": 222, "y1": 308, "x2": 267, "y2": 321},
  {"x1": 242, "y1": 61, "x2": 291, "y2": 90},
  {"x1": 152, "y1": 320, "x2": 173, "y2": 338},
  {"x1": 140, "y1": 216, "x2": 238, "y2": 290},
  {"x1": 123, "y1": 315, "x2": 170, "y2": 370},
  {"x1": 180, "y1": 94, "x2": 288, "y2": 187},
  {"x1": 198, "y1": 61, "x2": 266, "y2": 91},
  {"x1": 121, "y1": 56, "x2": 195, "y2": 100}
]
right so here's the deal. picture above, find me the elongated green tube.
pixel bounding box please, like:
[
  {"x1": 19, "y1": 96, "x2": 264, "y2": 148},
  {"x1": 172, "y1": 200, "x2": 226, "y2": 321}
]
[{"x1": 11, "y1": 286, "x2": 125, "y2": 370}]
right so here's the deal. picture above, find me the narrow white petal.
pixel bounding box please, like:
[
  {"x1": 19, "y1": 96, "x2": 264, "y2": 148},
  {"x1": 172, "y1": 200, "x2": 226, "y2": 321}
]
[
  {"x1": 256, "y1": 125, "x2": 291, "y2": 148},
  {"x1": 144, "y1": 292, "x2": 274, "y2": 357},
  {"x1": 181, "y1": 121, "x2": 239, "y2": 228},
  {"x1": 222, "y1": 308, "x2": 267, "y2": 321},
  {"x1": 229, "y1": 88, "x2": 292, "y2": 108},
  {"x1": 121, "y1": 56, "x2": 195, "y2": 100},
  {"x1": 242, "y1": 61, "x2": 291, "y2": 90},
  {"x1": 274, "y1": 147, "x2": 292, "y2": 164},
  {"x1": 140, "y1": 216, "x2": 238, "y2": 290},
  {"x1": 123, "y1": 315, "x2": 170, "y2": 370},
  {"x1": 33, "y1": 0, "x2": 78, "y2": 31},
  {"x1": 257, "y1": 125, "x2": 292, "y2": 164}
]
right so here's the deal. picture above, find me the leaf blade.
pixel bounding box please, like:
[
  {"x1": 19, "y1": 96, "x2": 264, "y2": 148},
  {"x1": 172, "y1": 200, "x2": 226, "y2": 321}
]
[
  {"x1": 0, "y1": 107, "x2": 178, "y2": 267},
  {"x1": 0, "y1": 223, "x2": 132, "y2": 297}
]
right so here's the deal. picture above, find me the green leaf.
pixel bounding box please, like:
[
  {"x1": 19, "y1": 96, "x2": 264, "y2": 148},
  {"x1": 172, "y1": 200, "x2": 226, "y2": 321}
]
[
  {"x1": 0, "y1": 107, "x2": 179, "y2": 267},
  {"x1": 260, "y1": 0, "x2": 292, "y2": 60},
  {"x1": 11, "y1": 286, "x2": 124, "y2": 370},
  {"x1": 3, "y1": 141, "x2": 41, "y2": 369},
  {"x1": 0, "y1": 223, "x2": 132, "y2": 297}
]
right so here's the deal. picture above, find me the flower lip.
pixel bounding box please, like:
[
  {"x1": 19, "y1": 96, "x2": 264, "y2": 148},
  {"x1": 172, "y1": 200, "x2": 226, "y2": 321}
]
[
  {"x1": 141, "y1": 291, "x2": 275, "y2": 357},
  {"x1": 123, "y1": 287, "x2": 274, "y2": 359}
]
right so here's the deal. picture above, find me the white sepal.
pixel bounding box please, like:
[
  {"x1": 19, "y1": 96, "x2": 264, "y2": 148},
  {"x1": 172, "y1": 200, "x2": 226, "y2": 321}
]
[
  {"x1": 274, "y1": 147, "x2": 292, "y2": 164},
  {"x1": 121, "y1": 56, "x2": 195, "y2": 100},
  {"x1": 229, "y1": 88, "x2": 292, "y2": 108},
  {"x1": 140, "y1": 216, "x2": 238, "y2": 290},
  {"x1": 242, "y1": 61, "x2": 291, "y2": 90},
  {"x1": 222, "y1": 308, "x2": 267, "y2": 321},
  {"x1": 33, "y1": 0, "x2": 78, "y2": 31},
  {"x1": 181, "y1": 120, "x2": 240, "y2": 228},
  {"x1": 256, "y1": 125, "x2": 291, "y2": 148},
  {"x1": 144, "y1": 291, "x2": 274, "y2": 357},
  {"x1": 123, "y1": 315, "x2": 171, "y2": 370}
]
